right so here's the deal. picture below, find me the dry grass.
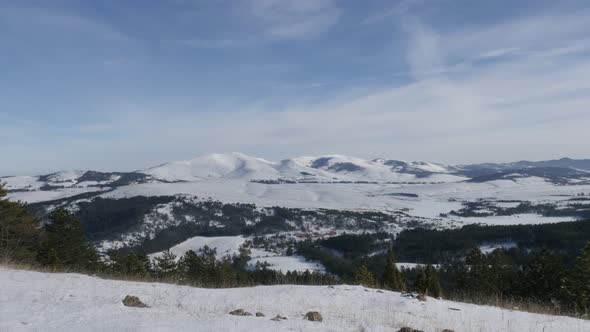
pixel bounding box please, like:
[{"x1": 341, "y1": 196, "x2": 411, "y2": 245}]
[{"x1": 445, "y1": 292, "x2": 587, "y2": 319}]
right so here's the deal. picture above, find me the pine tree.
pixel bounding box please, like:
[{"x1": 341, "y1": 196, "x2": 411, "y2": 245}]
[
  {"x1": 355, "y1": 265, "x2": 375, "y2": 287},
  {"x1": 570, "y1": 242, "x2": 590, "y2": 311},
  {"x1": 461, "y1": 248, "x2": 494, "y2": 295},
  {"x1": 37, "y1": 209, "x2": 98, "y2": 269},
  {"x1": 414, "y1": 266, "x2": 428, "y2": 294},
  {"x1": 0, "y1": 182, "x2": 41, "y2": 262},
  {"x1": 178, "y1": 250, "x2": 205, "y2": 282},
  {"x1": 154, "y1": 249, "x2": 177, "y2": 278},
  {"x1": 109, "y1": 251, "x2": 151, "y2": 276},
  {"x1": 381, "y1": 249, "x2": 406, "y2": 291},
  {"x1": 217, "y1": 256, "x2": 236, "y2": 287},
  {"x1": 519, "y1": 249, "x2": 565, "y2": 303},
  {"x1": 425, "y1": 264, "x2": 442, "y2": 297}
]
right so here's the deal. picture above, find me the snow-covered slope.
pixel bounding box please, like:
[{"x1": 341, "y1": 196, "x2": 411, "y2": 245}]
[
  {"x1": 148, "y1": 235, "x2": 326, "y2": 273},
  {"x1": 1, "y1": 268, "x2": 588, "y2": 332},
  {"x1": 142, "y1": 153, "x2": 466, "y2": 183},
  {"x1": 4, "y1": 153, "x2": 590, "y2": 227},
  {"x1": 293, "y1": 155, "x2": 465, "y2": 182},
  {"x1": 0, "y1": 176, "x2": 44, "y2": 191},
  {"x1": 144, "y1": 153, "x2": 280, "y2": 182}
]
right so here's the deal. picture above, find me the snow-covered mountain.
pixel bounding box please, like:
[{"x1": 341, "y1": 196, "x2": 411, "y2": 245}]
[
  {"x1": 5, "y1": 153, "x2": 590, "y2": 193},
  {"x1": 143, "y1": 152, "x2": 347, "y2": 183},
  {"x1": 3, "y1": 153, "x2": 590, "y2": 212},
  {"x1": 142, "y1": 152, "x2": 465, "y2": 183}
]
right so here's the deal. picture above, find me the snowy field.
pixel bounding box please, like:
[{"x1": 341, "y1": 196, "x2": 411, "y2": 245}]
[
  {"x1": 149, "y1": 236, "x2": 325, "y2": 273},
  {"x1": 93, "y1": 177, "x2": 589, "y2": 226},
  {"x1": 1, "y1": 268, "x2": 589, "y2": 332}
]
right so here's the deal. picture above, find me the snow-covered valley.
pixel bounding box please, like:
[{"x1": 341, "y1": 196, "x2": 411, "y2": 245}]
[
  {"x1": 3, "y1": 153, "x2": 590, "y2": 265},
  {"x1": 2, "y1": 268, "x2": 588, "y2": 332}
]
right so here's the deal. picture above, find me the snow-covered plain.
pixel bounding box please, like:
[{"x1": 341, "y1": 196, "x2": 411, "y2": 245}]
[
  {"x1": 1, "y1": 268, "x2": 588, "y2": 332},
  {"x1": 7, "y1": 187, "x2": 107, "y2": 204},
  {"x1": 98, "y1": 176, "x2": 588, "y2": 225}
]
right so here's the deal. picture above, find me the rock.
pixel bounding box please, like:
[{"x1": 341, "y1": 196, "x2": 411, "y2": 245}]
[
  {"x1": 304, "y1": 311, "x2": 323, "y2": 322},
  {"x1": 377, "y1": 290, "x2": 384, "y2": 293},
  {"x1": 416, "y1": 293, "x2": 427, "y2": 301},
  {"x1": 122, "y1": 295, "x2": 149, "y2": 308},
  {"x1": 401, "y1": 292, "x2": 419, "y2": 299},
  {"x1": 442, "y1": 329, "x2": 455, "y2": 332},
  {"x1": 270, "y1": 315, "x2": 287, "y2": 321},
  {"x1": 397, "y1": 328, "x2": 423, "y2": 332},
  {"x1": 256, "y1": 312, "x2": 265, "y2": 317},
  {"x1": 229, "y1": 309, "x2": 253, "y2": 316}
]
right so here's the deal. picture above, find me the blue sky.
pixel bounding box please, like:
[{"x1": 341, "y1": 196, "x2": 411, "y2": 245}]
[{"x1": 2, "y1": 0, "x2": 590, "y2": 174}]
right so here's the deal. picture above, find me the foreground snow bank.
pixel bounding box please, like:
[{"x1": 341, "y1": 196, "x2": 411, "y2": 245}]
[{"x1": 1, "y1": 268, "x2": 588, "y2": 332}]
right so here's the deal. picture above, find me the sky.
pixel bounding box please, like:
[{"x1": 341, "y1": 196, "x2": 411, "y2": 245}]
[{"x1": 2, "y1": 0, "x2": 590, "y2": 175}]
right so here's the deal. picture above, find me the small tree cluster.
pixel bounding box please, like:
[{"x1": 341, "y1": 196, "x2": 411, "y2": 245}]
[
  {"x1": 413, "y1": 264, "x2": 442, "y2": 297},
  {"x1": 381, "y1": 249, "x2": 406, "y2": 291},
  {"x1": 0, "y1": 184, "x2": 41, "y2": 262}
]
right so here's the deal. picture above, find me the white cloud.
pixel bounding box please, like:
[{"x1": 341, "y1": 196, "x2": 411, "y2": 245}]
[
  {"x1": 2, "y1": 5, "x2": 590, "y2": 174},
  {"x1": 246, "y1": 0, "x2": 340, "y2": 40}
]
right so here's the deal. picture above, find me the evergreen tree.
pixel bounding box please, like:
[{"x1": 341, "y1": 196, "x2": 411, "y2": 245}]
[
  {"x1": 0, "y1": 182, "x2": 41, "y2": 262},
  {"x1": 414, "y1": 266, "x2": 428, "y2": 294},
  {"x1": 519, "y1": 249, "x2": 565, "y2": 303},
  {"x1": 217, "y1": 256, "x2": 236, "y2": 287},
  {"x1": 460, "y1": 248, "x2": 494, "y2": 295},
  {"x1": 109, "y1": 251, "x2": 151, "y2": 276},
  {"x1": 154, "y1": 249, "x2": 177, "y2": 278},
  {"x1": 425, "y1": 264, "x2": 442, "y2": 297},
  {"x1": 381, "y1": 249, "x2": 405, "y2": 291},
  {"x1": 232, "y1": 243, "x2": 251, "y2": 270},
  {"x1": 198, "y1": 246, "x2": 218, "y2": 284},
  {"x1": 355, "y1": 265, "x2": 375, "y2": 287},
  {"x1": 570, "y1": 242, "x2": 590, "y2": 311},
  {"x1": 37, "y1": 209, "x2": 99, "y2": 270}
]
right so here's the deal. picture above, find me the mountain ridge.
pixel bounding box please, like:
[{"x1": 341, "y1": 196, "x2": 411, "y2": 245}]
[{"x1": 3, "y1": 153, "x2": 590, "y2": 193}]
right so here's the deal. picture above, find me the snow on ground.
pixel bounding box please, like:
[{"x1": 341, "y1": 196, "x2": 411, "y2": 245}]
[
  {"x1": 479, "y1": 242, "x2": 518, "y2": 254},
  {"x1": 396, "y1": 263, "x2": 440, "y2": 270},
  {"x1": 149, "y1": 236, "x2": 325, "y2": 273},
  {"x1": 5, "y1": 158, "x2": 590, "y2": 228},
  {"x1": 100, "y1": 177, "x2": 590, "y2": 224},
  {"x1": 1, "y1": 268, "x2": 588, "y2": 332},
  {"x1": 142, "y1": 153, "x2": 467, "y2": 184},
  {"x1": 45, "y1": 170, "x2": 85, "y2": 185},
  {"x1": 453, "y1": 214, "x2": 579, "y2": 226},
  {"x1": 7, "y1": 187, "x2": 106, "y2": 204},
  {"x1": 249, "y1": 254, "x2": 325, "y2": 273},
  {"x1": 149, "y1": 236, "x2": 247, "y2": 260},
  {"x1": 0, "y1": 176, "x2": 43, "y2": 191}
]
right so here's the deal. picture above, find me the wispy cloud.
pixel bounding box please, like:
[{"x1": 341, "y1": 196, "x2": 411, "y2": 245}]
[
  {"x1": 248, "y1": 0, "x2": 340, "y2": 40},
  {"x1": 176, "y1": 0, "x2": 341, "y2": 48},
  {"x1": 84, "y1": 9, "x2": 590, "y2": 167},
  {"x1": 2, "y1": 2, "x2": 590, "y2": 174},
  {"x1": 0, "y1": 4, "x2": 128, "y2": 42}
]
